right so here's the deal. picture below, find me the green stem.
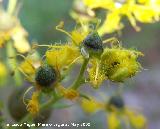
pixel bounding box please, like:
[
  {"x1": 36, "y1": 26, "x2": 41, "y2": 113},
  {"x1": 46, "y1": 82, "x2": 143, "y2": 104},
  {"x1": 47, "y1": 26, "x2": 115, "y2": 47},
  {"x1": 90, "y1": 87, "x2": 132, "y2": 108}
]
[
  {"x1": 6, "y1": 41, "x2": 22, "y2": 86},
  {"x1": 23, "y1": 96, "x2": 62, "y2": 122},
  {"x1": 11, "y1": 95, "x2": 62, "y2": 129},
  {"x1": 7, "y1": 58, "x2": 89, "y2": 129},
  {"x1": 7, "y1": 0, "x2": 17, "y2": 15},
  {"x1": 71, "y1": 58, "x2": 89, "y2": 90}
]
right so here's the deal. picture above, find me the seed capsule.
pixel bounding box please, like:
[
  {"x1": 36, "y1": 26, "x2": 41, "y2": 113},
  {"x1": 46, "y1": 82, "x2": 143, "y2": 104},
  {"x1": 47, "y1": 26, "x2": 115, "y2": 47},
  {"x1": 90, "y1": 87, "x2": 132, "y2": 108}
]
[
  {"x1": 82, "y1": 31, "x2": 103, "y2": 57},
  {"x1": 35, "y1": 65, "x2": 57, "y2": 87},
  {"x1": 108, "y1": 95, "x2": 124, "y2": 109}
]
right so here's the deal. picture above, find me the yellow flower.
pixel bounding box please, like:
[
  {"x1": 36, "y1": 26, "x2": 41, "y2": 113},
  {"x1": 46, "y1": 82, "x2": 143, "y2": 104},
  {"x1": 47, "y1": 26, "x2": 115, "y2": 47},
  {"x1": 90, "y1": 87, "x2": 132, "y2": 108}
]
[
  {"x1": 46, "y1": 45, "x2": 80, "y2": 69},
  {"x1": 0, "y1": 31, "x2": 10, "y2": 48},
  {"x1": 18, "y1": 52, "x2": 40, "y2": 82},
  {"x1": 137, "y1": 0, "x2": 160, "y2": 20},
  {"x1": 100, "y1": 47, "x2": 143, "y2": 82},
  {"x1": 71, "y1": 28, "x2": 89, "y2": 46},
  {"x1": 57, "y1": 85, "x2": 79, "y2": 100},
  {"x1": 98, "y1": 11, "x2": 123, "y2": 34},
  {"x1": 132, "y1": 5, "x2": 156, "y2": 23},
  {"x1": 107, "y1": 108, "x2": 147, "y2": 129},
  {"x1": 0, "y1": 62, "x2": 7, "y2": 85},
  {"x1": 0, "y1": 12, "x2": 13, "y2": 47},
  {"x1": 46, "y1": 22, "x2": 94, "y2": 72},
  {"x1": 83, "y1": 0, "x2": 160, "y2": 35},
  {"x1": 81, "y1": 97, "x2": 103, "y2": 113},
  {"x1": 0, "y1": 9, "x2": 31, "y2": 53},
  {"x1": 12, "y1": 25, "x2": 31, "y2": 53},
  {"x1": 56, "y1": 21, "x2": 92, "y2": 46},
  {"x1": 87, "y1": 58, "x2": 106, "y2": 88},
  {"x1": 70, "y1": 0, "x2": 95, "y2": 23},
  {"x1": 80, "y1": 95, "x2": 147, "y2": 129},
  {"x1": 107, "y1": 112, "x2": 120, "y2": 129},
  {"x1": 126, "y1": 109, "x2": 147, "y2": 129},
  {"x1": 27, "y1": 91, "x2": 40, "y2": 116},
  {"x1": 64, "y1": 89, "x2": 79, "y2": 100},
  {"x1": 83, "y1": 0, "x2": 114, "y2": 10},
  {"x1": 19, "y1": 59, "x2": 36, "y2": 76},
  {"x1": 87, "y1": 46, "x2": 143, "y2": 86}
]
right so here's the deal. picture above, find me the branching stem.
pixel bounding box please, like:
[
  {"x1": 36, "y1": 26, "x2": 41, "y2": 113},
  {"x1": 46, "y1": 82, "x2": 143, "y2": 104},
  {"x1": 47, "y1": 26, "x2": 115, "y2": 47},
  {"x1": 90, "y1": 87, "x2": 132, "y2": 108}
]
[{"x1": 71, "y1": 58, "x2": 89, "y2": 90}]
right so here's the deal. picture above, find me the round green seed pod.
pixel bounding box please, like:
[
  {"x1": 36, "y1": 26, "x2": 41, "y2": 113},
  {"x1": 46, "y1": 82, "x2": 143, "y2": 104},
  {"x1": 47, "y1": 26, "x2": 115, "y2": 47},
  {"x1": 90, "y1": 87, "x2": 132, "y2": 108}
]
[
  {"x1": 35, "y1": 65, "x2": 57, "y2": 87},
  {"x1": 81, "y1": 31, "x2": 103, "y2": 57},
  {"x1": 108, "y1": 95, "x2": 124, "y2": 109}
]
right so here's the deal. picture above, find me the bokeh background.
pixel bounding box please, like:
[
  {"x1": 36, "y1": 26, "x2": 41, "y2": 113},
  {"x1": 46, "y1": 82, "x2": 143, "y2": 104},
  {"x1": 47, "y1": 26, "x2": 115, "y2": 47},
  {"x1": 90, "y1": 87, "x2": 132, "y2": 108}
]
[{"x1": 1, "y1": 0, "x2": 160, "y2": 129}]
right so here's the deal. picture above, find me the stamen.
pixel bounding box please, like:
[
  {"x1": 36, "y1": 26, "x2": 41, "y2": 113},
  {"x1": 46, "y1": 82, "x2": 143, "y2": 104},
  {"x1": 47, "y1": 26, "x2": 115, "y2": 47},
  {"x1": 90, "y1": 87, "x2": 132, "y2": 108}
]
[
  {"x1": 95, "y1": 60, "x2": 99, "y2": 82},
  {"x1": 23, "y1": 86, "x2": 34, "y2": 106},
  {"x1": 56, "y1": 21, "x2": 77, "y2": 45}
]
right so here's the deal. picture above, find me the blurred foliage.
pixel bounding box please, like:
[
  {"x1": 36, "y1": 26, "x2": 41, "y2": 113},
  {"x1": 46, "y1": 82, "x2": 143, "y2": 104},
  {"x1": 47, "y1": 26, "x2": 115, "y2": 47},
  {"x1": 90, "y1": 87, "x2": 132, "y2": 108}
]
[{"x1": 19, "y1": 0, "x2": 74, "y2": 44}]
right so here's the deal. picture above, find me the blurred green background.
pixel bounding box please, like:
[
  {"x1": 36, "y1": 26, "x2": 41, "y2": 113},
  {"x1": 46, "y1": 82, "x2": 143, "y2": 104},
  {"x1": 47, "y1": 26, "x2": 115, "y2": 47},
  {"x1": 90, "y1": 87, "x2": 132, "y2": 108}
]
[{"x1": 19, "y1": 0, "x2": 74, "y2": 43}]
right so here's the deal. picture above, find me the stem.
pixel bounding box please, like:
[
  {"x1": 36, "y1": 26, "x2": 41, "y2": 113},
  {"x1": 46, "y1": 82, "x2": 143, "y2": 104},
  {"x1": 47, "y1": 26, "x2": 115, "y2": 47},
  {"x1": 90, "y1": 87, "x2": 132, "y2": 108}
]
[
  {"x1": 7, "y1": 0, "x2": 17, "y2": 15},
  {"x1": 71, "y1": 58, "x2": 89, "y2": 90},
  {"x1": 23, "y1": 96, "x2": 62, "y2": 122},
  {"x1": 11, "y1": 96, "x2": 62, "y2": 129},
  {"x1": 6, "y1": 42, "x2": 22, "y2": 86}
]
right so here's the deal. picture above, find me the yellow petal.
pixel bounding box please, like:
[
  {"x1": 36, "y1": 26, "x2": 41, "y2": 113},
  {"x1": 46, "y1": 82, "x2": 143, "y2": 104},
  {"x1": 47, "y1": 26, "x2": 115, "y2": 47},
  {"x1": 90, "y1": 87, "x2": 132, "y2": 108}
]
[
  {"x1": 19, "y1": 59, "x2": 35, "y2": 76},
  {"x1": 0, "y1": 31, "x2": 10, "y2": 48},
  {"x1": 27, "y1": 91, "x2": 40, "y2": 116},
  {"x1": 12, "y1": 26, "x2": 31, "y2": 53},
  {"x1": 46, "y1": 45, "x2": 80, "y2": 69},
  {"x1": 133, "y1": 5, "x2": 156, "y2": 23},
  {"x1": 83, "y1": 0, "x2": 114, "y2": 10},
  {"x1": 107, "y1": 112, "x2": 120, "y2": 129},
  {"x1": 81, "y1": 97, "x2": 102, "y2": 113},
  {"x1": 88, "y1": 59, "x2": 106, "y2": 88},
  {"x1": 98, "y1": 12, "x2": 123, "y2": 35},
  {"x1": 57, "y1": 85, "x2": 79, "y2": 100},
  {"x1": 100, "y1": 48, "x2": 143, "y2": 82},
  {"x1": 126, "y1": 110, "x2": 146, "y2": 129},
  {"x1": 71, "y1": 30, "x2": 88, "y2": 45},
  {"x1": 0, "y1": 62, "x2": 7, "y2": 85}
]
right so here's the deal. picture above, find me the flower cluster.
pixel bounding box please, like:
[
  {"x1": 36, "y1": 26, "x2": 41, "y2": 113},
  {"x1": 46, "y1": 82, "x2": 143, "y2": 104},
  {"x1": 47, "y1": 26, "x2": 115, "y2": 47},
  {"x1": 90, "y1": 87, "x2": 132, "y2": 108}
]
[
  {"x1": 18, "y1": 21, "x2": 143, "y2": 124},
  {"x1": 0, "y1": 0, "x2": 33, "y2": 86},
  {"x1": 81, "y1": 95, "x2": 146, "y2": 129},
  {"x1": 0, "y1": 0, "x2": 155, "y2": 129},
  {"x1": 75, "y1": 0, "x2": 160, "y2": 35},
  {"x1": 0, "y1": 9, "x2": 30, "y2": 53}
]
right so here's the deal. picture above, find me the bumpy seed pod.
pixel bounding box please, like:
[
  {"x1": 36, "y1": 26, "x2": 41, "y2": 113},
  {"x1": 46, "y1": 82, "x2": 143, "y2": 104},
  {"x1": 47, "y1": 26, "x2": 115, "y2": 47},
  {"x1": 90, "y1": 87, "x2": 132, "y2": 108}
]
[
  {"x1": 8, "y1": 86, "x2": 52, "y2": 124},
  {"x1": 81, "y1": 31, "x2": 103, "y2": 57},
  {"x1": 35, "y1": 65, "x2": 57, "y2": 87},
  {"x1": 100, "y1": 48, "x2": 142, "y2": 82},
  {"x1": 108, "y1": 95, "x2": 124, "y2": 109}
]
